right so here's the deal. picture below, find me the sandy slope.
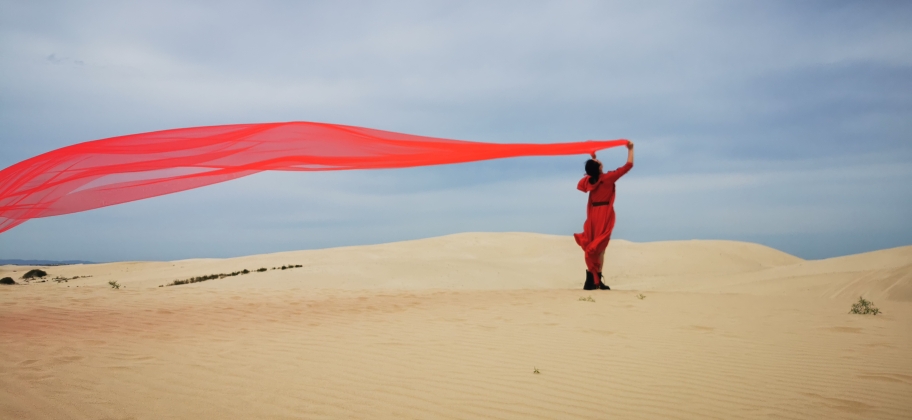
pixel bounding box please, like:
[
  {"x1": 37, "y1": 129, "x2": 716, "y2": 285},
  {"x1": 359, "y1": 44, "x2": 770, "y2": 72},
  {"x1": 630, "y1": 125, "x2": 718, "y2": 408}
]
[{"x1": 1, "y1": 233, "x2": 910, "y2": 419}]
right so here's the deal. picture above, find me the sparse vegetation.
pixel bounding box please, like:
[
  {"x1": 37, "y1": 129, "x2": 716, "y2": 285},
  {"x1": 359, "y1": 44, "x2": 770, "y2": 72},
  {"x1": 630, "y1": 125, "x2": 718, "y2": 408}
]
[
  {"x1": 533, "y1": 367, "x2": 540, "y2": 374},
  {"x1": 636, "y1": 293, "x2": 646, "y2": 300},
  {"x1": 168, "y1": 273, "x2": 222, "y2": 286},
  {"x1": 22, "y1": 269, "x2": 48, "y2": 279},
  {"x1": 53, "y1": 275, "x2": 90, "y2": 283},
  {"x1": 578, "y1": 296, "x2": 595, "y2": 302},
  {"x1": 108, "y1": 280, "x2": 120, "y2": 289},
  {"x1": 272, "y1": 264, "x2": 302, "y2": 270},
  {"x1": 165, "y1": 264, "x2": 304, "y2": 286},
  {"x1": 166, "y1": 269, "x2": 251, "y2": 286},
  {"x1": 0, "y1": 277, "x2": 15, "y2": 285},
  {"x1": 849, "y1": 297, "x2": 880, "y2": 315}
]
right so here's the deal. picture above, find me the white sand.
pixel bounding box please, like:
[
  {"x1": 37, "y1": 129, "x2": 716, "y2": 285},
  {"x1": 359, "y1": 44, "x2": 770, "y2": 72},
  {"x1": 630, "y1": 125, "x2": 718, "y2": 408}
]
[{"x1": 1, "y1": 232, "x2": 910, "y2": 419}]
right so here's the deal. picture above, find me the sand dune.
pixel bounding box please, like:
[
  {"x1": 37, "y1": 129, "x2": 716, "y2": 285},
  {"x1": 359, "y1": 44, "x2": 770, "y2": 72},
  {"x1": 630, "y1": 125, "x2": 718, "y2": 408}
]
[
  {"x1": 3, "y1": 232, "x2": 907, "y2": 299},
  {"x1": 1, "y1": 233, "x2": 910, "y2": 419},
  {"x1": 691, "y1": 246, "x2": 912, "y2": 302}
]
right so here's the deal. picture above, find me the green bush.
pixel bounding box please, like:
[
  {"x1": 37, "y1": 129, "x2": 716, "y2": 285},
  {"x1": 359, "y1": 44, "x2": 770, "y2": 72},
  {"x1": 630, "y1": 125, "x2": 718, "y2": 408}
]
[
  {"x1": 22, "y1": 269, "x2": 48, "y2": 279},
  {"x1": 849, "y1": 297, "x2": 880, "y2": 315},
  {"x1": 0, "y1": 277, "x2": 15, "y2": 285}
]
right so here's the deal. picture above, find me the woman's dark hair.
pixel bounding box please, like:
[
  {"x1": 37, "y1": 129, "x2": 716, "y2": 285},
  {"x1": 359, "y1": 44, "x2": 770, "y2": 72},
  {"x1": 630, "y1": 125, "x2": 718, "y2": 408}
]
[{"x1": 585, "y1": 159, "x2": 601, "y2": 184}]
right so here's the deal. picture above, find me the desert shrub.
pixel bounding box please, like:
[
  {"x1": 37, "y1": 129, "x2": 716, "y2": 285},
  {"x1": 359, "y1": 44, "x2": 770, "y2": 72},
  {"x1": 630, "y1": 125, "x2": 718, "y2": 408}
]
[
  {"x1": 578, "y1": 296, "x2": 595, "y2": 302},
  {"x1": 636, "y1": 294, "x2": 646, "y2": 300},
  {"x1": 173, "y1": 274, "x2": 218, "y2": 285},
  {"x1": 22, "y1": 269, "x2": 48, "y2": 279},
  {"x1": 294, "y1": 264, "x2": 302, "y2": 268},
  {"x1": 849, "y1": 297, "x2": 880, "y2": 315},
  {"x1": 166, "y1": 265, "x2": 284, "y2": 287},
  {"x1": 0, "y1": 277, "x2": 15, "y2": 285},
  {"x1": 108, "y1": 280, "x2": 120, "y2": 289},
  {"x1": 167, "y1": 270, "x2": 259, "y2": 286}
]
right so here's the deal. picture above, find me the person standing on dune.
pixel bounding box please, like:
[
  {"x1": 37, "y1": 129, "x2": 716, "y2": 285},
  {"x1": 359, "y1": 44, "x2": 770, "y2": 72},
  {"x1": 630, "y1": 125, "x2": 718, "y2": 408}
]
[{"x1": 574, "y1": 141, "x2": 634, "y2": 290}]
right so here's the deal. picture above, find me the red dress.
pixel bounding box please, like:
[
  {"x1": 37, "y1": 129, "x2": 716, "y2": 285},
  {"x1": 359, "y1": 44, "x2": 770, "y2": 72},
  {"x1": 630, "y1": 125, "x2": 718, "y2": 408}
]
[{"x1": 573, "y1": 162, "x2": 633, "y2": 280}]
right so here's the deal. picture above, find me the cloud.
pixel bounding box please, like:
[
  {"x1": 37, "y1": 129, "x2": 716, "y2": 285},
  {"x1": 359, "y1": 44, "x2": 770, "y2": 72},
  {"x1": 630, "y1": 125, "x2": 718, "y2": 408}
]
[
  {"x1": 0, "y1": 0, "x2": 910, "y2": 260},
  {"x1": 46, "y1": 53, "x2": 83, "y2": 65}
]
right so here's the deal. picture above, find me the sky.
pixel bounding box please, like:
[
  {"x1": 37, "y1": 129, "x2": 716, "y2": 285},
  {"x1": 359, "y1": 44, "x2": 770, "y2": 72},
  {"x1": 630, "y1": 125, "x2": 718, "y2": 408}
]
[{"x1": 1, "y1": 0, "x2": 910, "y2": 262}]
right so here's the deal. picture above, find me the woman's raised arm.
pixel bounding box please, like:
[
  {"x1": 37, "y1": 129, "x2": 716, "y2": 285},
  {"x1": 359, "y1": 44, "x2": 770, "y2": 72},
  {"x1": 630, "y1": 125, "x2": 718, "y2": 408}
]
[{"x1": 626, "y1": 141, "x2": 634, "y2": 165}]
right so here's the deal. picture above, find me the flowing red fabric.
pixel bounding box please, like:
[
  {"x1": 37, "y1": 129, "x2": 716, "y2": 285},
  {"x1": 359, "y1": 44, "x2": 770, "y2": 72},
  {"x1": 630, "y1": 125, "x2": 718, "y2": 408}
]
[{"x1": 0, "y1": 121, "x2": 627, "y2": 233}]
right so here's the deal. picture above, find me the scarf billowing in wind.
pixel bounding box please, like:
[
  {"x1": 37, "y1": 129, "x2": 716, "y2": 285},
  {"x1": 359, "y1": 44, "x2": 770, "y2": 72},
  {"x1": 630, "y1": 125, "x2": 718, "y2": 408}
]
[{"x1": 0, "y1": 121, "x2": 628, "y2": 233}]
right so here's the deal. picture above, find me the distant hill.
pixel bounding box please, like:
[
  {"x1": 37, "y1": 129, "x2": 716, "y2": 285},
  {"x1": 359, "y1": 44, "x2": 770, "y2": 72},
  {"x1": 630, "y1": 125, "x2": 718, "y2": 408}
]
[{"x1": 0, "y1": 259, "x2": 97, "y2": 266}]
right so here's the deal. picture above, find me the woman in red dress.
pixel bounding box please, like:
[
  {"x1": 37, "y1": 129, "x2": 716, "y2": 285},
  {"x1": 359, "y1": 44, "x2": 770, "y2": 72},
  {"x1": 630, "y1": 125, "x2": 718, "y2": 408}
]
[{"x1": 574, "y1": 141, "x2": 634, "y2": 290}]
